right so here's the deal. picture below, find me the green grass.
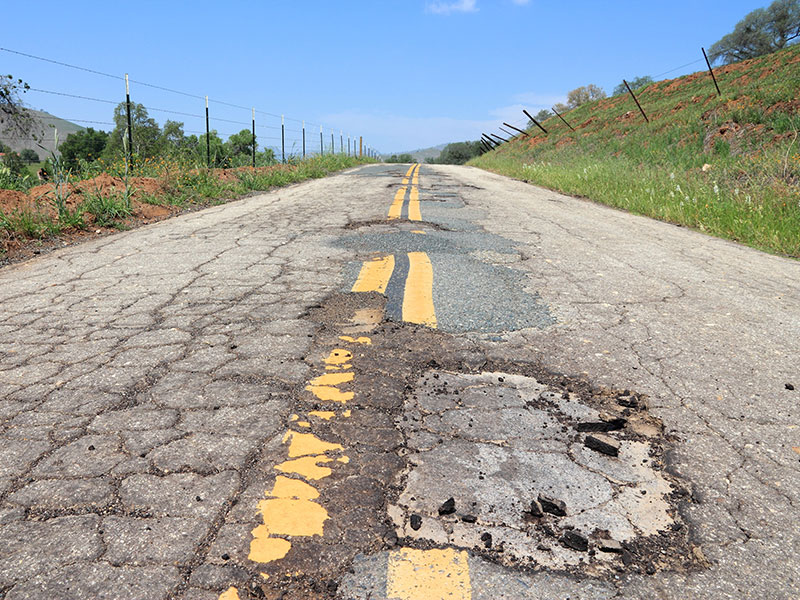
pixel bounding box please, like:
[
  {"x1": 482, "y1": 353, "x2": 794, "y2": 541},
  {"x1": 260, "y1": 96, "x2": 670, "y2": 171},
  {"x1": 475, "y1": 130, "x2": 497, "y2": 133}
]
[
  {"x1": 81, "y1": 192, "x2": 131, "y2": 227},
  {"x1": 470, "y1": 44, "x2": 800, "y2": 257}
]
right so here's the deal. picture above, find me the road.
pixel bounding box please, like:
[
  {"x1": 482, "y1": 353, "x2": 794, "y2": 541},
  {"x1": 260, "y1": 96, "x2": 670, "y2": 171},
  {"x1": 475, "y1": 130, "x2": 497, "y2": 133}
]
[{"x1": 0, "y1": 163, "x2": 798, "y2": 600}]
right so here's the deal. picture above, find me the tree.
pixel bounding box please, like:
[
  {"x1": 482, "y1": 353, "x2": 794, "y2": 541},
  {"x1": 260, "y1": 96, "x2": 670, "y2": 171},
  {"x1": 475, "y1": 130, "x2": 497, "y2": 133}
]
[
  {"x1": 197, "y1": 130, "x2": 228, "y2": 167},
  {"x1": 385, "y1": 153, "x2": 414, "y2": 163},
  {"x1": 60, "y1": 128, "x2": 109, "y2": 170},
  {"x1": 553, "y1": 102, "x2": 570, "y2": 114},
  {"x1": 709, "y1": 0, "x2": 800, "y2": 64},
  {"x1": 104, "y1": 102, "x2": 162, "y2": 159},
  {"x1": 613, "y1": 75, "x2": 654, "y2": 96},
  {"x1": 0, "y1": 75, "x2": 33, "y2": 139},
  {"x1": 1, "y1": 151, "x2": 27, "y2": 176},
  {"x1": 20, "y1": 148, "x2": 39, "y2": 163},
  {"x1": 226, "y1": 128, "x2": 256, "y2": 158},
  {"x1": 566, "y1": 84, "x2": 606, "y2": 108},
  {"x1": 429, "y1": 141, "x2": 483, "y2": 165},
  {"x1": 160, "y1": 120, "x2": 186, "y2": 149}
]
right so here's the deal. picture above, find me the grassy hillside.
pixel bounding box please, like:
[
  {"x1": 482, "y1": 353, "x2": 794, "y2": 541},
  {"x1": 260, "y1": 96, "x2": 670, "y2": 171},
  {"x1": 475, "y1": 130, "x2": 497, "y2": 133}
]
[{"x1": 470, "y1": 44, "x2": 800, "y2": 257}]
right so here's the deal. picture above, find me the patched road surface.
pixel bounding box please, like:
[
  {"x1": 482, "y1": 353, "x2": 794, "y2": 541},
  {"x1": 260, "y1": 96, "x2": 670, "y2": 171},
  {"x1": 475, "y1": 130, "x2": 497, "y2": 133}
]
[{"x1": 1, "y1": 164, "x2": 798, "y2": 600}]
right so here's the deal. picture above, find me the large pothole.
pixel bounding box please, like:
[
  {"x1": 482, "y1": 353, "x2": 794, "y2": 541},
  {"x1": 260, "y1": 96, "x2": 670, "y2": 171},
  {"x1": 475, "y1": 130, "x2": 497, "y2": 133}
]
[{"x1": 388, "y1": 369, "x2": 695, "y2": 577}]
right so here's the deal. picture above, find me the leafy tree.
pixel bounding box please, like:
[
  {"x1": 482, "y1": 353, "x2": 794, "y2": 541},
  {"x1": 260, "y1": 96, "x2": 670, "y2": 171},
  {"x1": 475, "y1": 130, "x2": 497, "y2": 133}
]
[
  {"x1": 566, "y1": 84, "x2": 606, "y2": 108},
  {"x1": 613, "y1": 75, "x2": 654, "y2": 96},
  {"x1": 60, "y1": 128, "x2": 109, "y2": 170},
  {"x1": 19, "y1": 148, "x2": 39, "y2": 163},
  {"x1": 160, "y1": 120, "x2": 186, "y2": 149},
  {"x1": 226, "y1": 128, "x2": 256, "y2": 158},
  {"x1": 197, "y1": 130, "x2": 228, "y2": 167},
  {"x1": 1, "y1": 151, "x2": 27, "y2": 176},
  {"x1": 709, "y1": 0, "x2": 800, "y2": 64},
  {"x1": 553, "y1": 102, "x2": 569, "y2": 114},
  {"x1": 385, "y1": 153, "x2": 414, "y2": 163},
  {"x1": 0, "y1": 75, "x2": 33, "y2": 138},
  {"x1": 534, "y1": 109, "x2": 552, "y2": 121},
  {"x1": 104, "y1": 102, "x2": 162, "y2": 159},
  {"x1": 429, "y1": 141, "x2": 483, "y2": 165}
]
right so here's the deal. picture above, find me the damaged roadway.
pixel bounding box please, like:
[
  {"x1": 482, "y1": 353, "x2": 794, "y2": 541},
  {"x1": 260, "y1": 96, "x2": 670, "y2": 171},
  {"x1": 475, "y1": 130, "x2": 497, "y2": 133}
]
[{"x1": 0, "y1": 163, "x2": 798, "y2": 600}]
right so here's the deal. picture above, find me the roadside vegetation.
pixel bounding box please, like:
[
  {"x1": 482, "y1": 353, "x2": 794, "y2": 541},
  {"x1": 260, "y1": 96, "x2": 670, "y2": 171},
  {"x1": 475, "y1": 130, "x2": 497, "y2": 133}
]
[
  {"x1": 471, "y1": 42, "x2": 800, "y2": 257},
  {"x1": 0, "y1": 83, "x2": 374, "y2": 260}
]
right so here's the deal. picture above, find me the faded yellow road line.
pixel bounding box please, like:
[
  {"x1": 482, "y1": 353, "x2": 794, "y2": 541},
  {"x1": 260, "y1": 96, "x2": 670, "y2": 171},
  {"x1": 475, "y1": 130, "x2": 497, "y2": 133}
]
[
  {"x1": 388, "y1": 186, "x2": 407, "y2": 220},
  {"x1": 402, "y1": 252, "x2": 437, "y2": 328},
  {"x1": 352, "y1": 255, "x2": 395, "y2": 293},
  {"x1": 401, "y1": 163, "x2": 416, "y2": 184},
  {"x1": 387, "y1": 548, "x2": 471, "y2": 600},
  {"x1": 408, "y1": 186, "x2": 421, "y2": 221}
]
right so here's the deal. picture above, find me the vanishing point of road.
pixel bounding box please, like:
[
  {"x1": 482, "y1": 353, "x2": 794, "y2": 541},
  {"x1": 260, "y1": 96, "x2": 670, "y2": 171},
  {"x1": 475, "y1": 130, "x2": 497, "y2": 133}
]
[{"x1": 0, "y1": 163, "x2": 798, "y2": 599}]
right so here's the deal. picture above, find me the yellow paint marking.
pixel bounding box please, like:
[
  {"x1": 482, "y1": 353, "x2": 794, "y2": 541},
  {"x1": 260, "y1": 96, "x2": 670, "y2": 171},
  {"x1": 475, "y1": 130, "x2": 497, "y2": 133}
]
[
  {"x1": 289, "y1": 414, "x2": 298, "y2": 422},
  {"x1": 408, "y1": 186, "x2": 421, "y2": 221},
  {"x1": 411, "y1": 165, "x2": 419, "y2": 186},
  {"x1": 401, "y1": 163, "x2": 416, "y2": 184},
  {"x1": 411, "y1": 230, "x2": 426, "y2": 235},
  {"x1": 255, "y1": 498, "x2": 328, "y2": 536},
  {"x1": 283, "y1": 431, "x2": 344, "y2": 457},
  {"x1": 297, "y1": 421, "x2": 310, "y2": 428},
  {"x1": 276, "y1": 455, "x2": 334, "y2": 480},
  {"x1": 309, "y1": 371, "x2": 354, "y2": 386},
  {"x1": 269, "y1": 475, "x2": 319, "y2": 500},
  {"x1": 309, "y1": 410, "x2": 336, "y2": 420},
  {"x1": 403, "y1": 252, "x2": 437, "y2": 328},
  {"x1": 343, "y1": 409, "x2": 352, "y2": 417},
  {"x1": 339, "y1": 335, "x2": 372, "y2": 345},
  {"x1": 387, "y1": 548, "x2": 471, "y2": 600},
  {"x1": 260, "y1": 573, "x2": 269, "y2": 580},
  {"x1": 324, "y1": 348, "x2": 353, "y2": 366},
  {"x1": 306, "y1": 385, "x2": 354, "y2": 403},
  {"x1": 248, "y1": 533, "x2": 291, "y2": 563},
  {"x1": 352, "y1": 255, "x2": 395, "y2": 294},
  {"x1": 337, "y1": 456, "x2": 350, "y2": 464},
  {"x1": 388, "y1": 186, "x2": 407, "y2": 219},
  {"x1": 218, "y1": 587, "x2": 240, "y2": 600}
]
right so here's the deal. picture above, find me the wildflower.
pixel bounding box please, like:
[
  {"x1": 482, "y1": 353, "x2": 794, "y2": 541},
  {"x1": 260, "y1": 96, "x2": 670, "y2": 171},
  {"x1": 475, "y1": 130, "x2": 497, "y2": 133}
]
[
  {"x1": 669, "y1": 172, "x2": 675, "y2": 180},
  {"x1": 713, "y1": 184, "x2": 719, "y2": 194},
  {"x1": 676, "y1": 185, "x2": 682, "y2": 193}
]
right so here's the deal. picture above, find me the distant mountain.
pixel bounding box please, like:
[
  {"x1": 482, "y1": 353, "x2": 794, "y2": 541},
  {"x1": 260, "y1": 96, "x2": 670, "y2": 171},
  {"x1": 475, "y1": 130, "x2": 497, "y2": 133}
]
[
  {"x1": 387, "y1": 143, "x2": 448, "y2": 162},
  {"x1": 0, "y1": 109, "x2": 85, "y2": 158}
]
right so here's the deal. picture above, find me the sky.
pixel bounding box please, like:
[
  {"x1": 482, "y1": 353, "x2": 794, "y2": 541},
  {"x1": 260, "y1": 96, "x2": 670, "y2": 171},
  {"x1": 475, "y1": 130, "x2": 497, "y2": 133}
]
[{"x1": 1, "y1": 0, "x2": 770, "y2": 154}]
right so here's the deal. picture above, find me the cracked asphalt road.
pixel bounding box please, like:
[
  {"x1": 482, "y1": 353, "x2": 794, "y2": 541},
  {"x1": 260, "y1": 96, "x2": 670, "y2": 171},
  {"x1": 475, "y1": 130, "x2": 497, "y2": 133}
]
[{"x1": 0, "y1": 163, "x2": 798, "y2": 599}]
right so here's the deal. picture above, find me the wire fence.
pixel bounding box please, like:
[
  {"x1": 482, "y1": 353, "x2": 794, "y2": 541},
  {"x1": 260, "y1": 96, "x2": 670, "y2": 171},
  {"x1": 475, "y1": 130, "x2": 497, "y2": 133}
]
[
  {"x1": 481, "y1": 50, "x2": 721, "y2": 152},
  {"x1": 0, "y1": 46, "x2": 380, "y2": 165}
]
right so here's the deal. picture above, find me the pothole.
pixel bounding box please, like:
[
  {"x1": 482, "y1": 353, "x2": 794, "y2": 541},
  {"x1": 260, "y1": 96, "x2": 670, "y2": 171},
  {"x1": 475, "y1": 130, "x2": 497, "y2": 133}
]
[{"x1": 388, "y1": 370, "x2": 696, "y2": 577}]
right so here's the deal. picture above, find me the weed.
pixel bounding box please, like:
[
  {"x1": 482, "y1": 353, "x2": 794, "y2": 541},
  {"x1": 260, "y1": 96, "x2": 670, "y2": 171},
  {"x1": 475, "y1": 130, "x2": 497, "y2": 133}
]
[{"x1": 81, "y1": 192, "x2": 131, "y2": 227}]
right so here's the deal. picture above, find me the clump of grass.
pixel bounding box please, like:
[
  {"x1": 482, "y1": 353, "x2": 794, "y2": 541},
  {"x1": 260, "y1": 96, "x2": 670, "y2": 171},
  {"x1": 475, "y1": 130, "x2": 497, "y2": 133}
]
[
  {"x1": 0, "y1": 206, "x2": 61, "y2": 238},
  {"x1": 470, "y1": 43, "x2": 800, "y2": 257},
  {"x1": 81, "y1": 191, "x2": 131, "y2": 227}
]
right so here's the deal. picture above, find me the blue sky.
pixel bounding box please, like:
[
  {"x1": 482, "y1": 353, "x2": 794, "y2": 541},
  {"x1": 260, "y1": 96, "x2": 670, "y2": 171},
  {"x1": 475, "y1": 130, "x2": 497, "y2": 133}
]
[{"x1": 1, "y1": 0, "x2": 768, "y2": 154}]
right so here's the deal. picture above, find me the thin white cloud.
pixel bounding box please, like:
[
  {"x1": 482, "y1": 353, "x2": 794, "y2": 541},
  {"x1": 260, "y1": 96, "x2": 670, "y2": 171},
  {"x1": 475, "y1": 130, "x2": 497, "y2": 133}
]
[{"x1": 426, "y1": 0, "x2": 478, "y2": 15}]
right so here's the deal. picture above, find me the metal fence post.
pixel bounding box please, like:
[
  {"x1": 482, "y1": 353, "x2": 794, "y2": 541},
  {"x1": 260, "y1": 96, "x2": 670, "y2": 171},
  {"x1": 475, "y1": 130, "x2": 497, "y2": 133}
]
[
  {"x1": 320, "y1": 126, "x2": 323, "y2": 155},
  {"x1": 359, "y1": 136, "x2": 363, "y2": 157},
  {"x1": 125, "y1": 73, "x2": 134, "y2": 172},
  {"x1": 702, "y1": 47, "x2": 722, "y2": 96},
  {"x1": 251, "y1": 108, "x2": 256, "y2": 168},
  {"x1": 331, "y1": 130, "x2": 334, "y2": 154},
  {"x1": 281, "y1": 115, "x2": 285, "y2": 163},
  {"x1": 623, "y1": 79, "x2": 649, "y2": 123},
  {"x1": 302, "y1": 120, "x2": 306, "y2": 158},
  {"x1": 205, "y1": 95, "x2": 210, "y2": 168}
]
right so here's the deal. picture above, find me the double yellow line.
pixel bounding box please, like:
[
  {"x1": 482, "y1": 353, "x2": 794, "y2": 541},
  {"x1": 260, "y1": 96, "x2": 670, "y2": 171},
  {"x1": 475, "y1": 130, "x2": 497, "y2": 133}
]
[
  {"x1": 353, "y1": 164, "x2": 436, "y2": 328},
  {"x1": 351, "y1": 253, "x2": 436, "y2": 328},
  {"x1": 388, "y1": 163, "x2": 422, "y2": 221}
]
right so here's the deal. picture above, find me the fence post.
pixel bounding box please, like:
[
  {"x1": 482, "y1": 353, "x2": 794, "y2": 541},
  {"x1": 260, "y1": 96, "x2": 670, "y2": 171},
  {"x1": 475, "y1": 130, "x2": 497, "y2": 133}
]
[
  {"x1": 348, "y1": 135, "x2": 351, "y2": 156},
  {"x1": 522, "y1": 109, "x2": 548, "y2": 134},
  {"x1": 302, "y1": 120, "x2": 306, "y2": 158},
  {"x1": 251, "y1": 108, "x2": 256, "y2": 168},
  {"x1": 330, "y1": 130, "x2": 334, "y2": 154},
  {"x1": 281, "y1": 115, "x2": 285, "y2": 163},
  {"x1": 503, "y1": 122, "x2": 530, "y2": 137},
  {"x1": 551, "y1": 106, "x2": 575, "y2": 131},
  {"x1": 320, "y1": 126, "x2": 323, "y2": 155},
  {"x1": 205, "y1": 95, "x2": 210, "y2": 168},
  {"x1": 124, "y1": 74, "x2": 134, "y2": 171},
  {"x1": 340, "y1": 130, "x2": 343, "y2": 154},
  {"x1": 359, "y1": 136, "x2": 363, "y2": 157},
  {"x1": 702, "y1": 47, "x2": 722, "y2": 96},
  {"x1": 623, "y1": 79, "x2": 649, "y2": 123}
]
